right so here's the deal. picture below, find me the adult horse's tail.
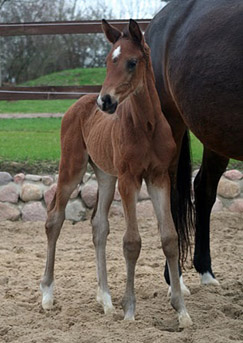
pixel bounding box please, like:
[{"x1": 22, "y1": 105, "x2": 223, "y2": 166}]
[{"x1": 172, "y1": 130, "x2": 195, "y2": 266}]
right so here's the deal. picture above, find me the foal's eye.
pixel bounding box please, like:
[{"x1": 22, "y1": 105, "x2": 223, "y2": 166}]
[{"x1": 127, "y1": 59, "x2": 137, "y2": 72}]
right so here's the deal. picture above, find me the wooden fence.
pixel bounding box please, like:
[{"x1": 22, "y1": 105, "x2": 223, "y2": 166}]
[{"x1": 0, "y1": 19, "x2": 150, "y2": 101}]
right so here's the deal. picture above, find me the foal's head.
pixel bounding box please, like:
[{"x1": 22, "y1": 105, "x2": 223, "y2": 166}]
[{"x1": 97, "y1": 19, "x2": 149, "y2": 114}]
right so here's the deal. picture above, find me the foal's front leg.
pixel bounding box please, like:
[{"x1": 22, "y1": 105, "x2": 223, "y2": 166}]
[
  {"x1": 91, "y1": 163, "x2": 117, "y2": 314},
  {"x1": 118, "y1": 176, "x2": 142, "y2": 320},
  {"x1": 40, "y1": 112, "x2": 88, "y2": 309},
  {"x1": 146, "y1": 174, "x2": 192, "y2": 328},
  {"x1": 40, "y1": 164, "x2": 87, "y2": 309}
]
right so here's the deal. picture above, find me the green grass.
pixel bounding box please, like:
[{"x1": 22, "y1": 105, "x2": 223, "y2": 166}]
[
  {"x1": 21, "y1": 67, "x2": 106, "y2": 87},
  {"x1": 0, "y1": 99, "x2": 76, "y2": 114},
  {"x1": 190, "y1": 133, "x2": 203, "y2": 166},
  {"x1": 0, "y1": 67, "x2": 106, "y2": 114},
  {"x1": 0, "y1": 118, "x2": 61, "y2": 163}
]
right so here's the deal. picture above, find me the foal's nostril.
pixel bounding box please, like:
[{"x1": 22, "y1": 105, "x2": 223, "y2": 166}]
[
  {"x1": 99, "y1": 94, "x2": 117, "y2": 114},
  {"x1": 102, "y1": 94, "x2": 112, "y2": 107}
]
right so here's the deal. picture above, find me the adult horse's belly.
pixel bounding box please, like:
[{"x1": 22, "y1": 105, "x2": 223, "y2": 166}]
[
  {"x1": 173, "y1": 76, "x2": 243, "y2": 160},
  {"x1": 179, "y1": 105, "x2": 243, "y2": 161}
]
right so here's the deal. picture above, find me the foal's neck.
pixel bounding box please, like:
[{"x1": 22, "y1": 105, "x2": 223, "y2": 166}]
[{"x1": 129, "y1": 62, "x2": 162, "y2": 131}]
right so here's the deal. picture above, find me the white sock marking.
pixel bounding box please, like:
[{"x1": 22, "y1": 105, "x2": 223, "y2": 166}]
[
  {"x1": 178, "y1": 310, "x2": 193, "y2": 328},
  {"x1": 40, "y1": 282, "x2": 54, "y2": 310},
  {"x1": 112, "y1": 46, "x2": 121, "y2": 60},
  {"x1": 200, "y1": 272, "x2": 220, "y2": 285},
  {"x1": 168, "y1": 275, "x2": 191, "y2": 297},
  {"x1": 96, "y1": 287, "x2": 114, "y2": 314}
]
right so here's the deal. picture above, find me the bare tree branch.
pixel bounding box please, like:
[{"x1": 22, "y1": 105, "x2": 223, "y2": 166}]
[{"x1": 0, "y1": 0, "x2": 10, "y2": 10}]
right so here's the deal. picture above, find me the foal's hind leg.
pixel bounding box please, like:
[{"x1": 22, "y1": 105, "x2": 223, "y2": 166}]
[
  {"x1": 146, "y1": 174, "x2": 192, "y2": 328},
  {"x1": 90, "y1": 162, "x2": 117, "y2": 314},
  {"x1": 40, "y1": 113, "x2": 88, "y2": 309},
  {"x1": 193, "y1": 148, "x2": 228, "y2": 285}
]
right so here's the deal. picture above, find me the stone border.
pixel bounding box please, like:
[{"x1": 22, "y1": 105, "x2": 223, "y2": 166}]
[{"x1": 0, "y1": 169, "x2": 242, "y2": 222}]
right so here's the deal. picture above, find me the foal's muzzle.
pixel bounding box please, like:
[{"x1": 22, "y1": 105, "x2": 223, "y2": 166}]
[{"x1": 97, "y1": 94, "x2": 118, "y2": 114}]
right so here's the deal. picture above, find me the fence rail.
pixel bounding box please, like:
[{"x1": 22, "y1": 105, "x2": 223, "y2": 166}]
[
  {"x1": 0, "y1": 86, "x2": 102, "y2": 100},
  {"x1": 0, "y1": 19, "x2": 150, "y2": 101},
  {"x1": 0, "y1": 19, "x2": 150, "y2": 36}
]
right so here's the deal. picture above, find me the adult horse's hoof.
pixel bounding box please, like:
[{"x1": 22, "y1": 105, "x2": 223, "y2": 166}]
[{"x1": 200, "y1": 272, "x2": 220, "y2": 286}]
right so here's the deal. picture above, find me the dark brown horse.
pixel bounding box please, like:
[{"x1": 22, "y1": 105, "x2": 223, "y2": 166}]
[
  {"x1": 145, "y1": 0, "x2": 243, "y2": 288},
  {"x1": 40, "y1": 20, "x2": 192, "y2": 328}
]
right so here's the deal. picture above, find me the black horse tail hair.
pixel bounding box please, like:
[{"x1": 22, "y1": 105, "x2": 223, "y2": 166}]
[{"x1": 171, "y1": 129, "x2": 195, "y2": 267}]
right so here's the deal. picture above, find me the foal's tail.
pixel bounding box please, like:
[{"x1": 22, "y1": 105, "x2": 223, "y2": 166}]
[{"x1": 171, "y1": 130, "x2": 195, "y2": 266}]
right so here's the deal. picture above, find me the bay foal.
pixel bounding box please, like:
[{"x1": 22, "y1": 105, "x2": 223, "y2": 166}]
[{"x1": 40, "y1": 19, "x2": 192, "y2": 328}]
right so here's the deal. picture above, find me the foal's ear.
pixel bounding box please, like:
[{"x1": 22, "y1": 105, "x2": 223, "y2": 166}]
[
  {"x1": 128, "y1": 19, "x2": 144, "y2": 46},
  {"x1": 102, "y1": 19, "x2": 122, "y2": 44}
]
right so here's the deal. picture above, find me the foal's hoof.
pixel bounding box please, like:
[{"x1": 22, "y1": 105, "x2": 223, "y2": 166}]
[
  {"x1": 40, "y1": 283, "x2": 54, "y2": 310},
  {"x1": 200, "y1": 272, "x2": 220, "y2": 286},
  {"x1": 178, "y1": 311, "x2": 193, "y2": 329},
  {"x1": 96, "y1": 287, "x2": 115, "y2": 315},
  {"x1": 122, "y1": 296, "x2": 135, "y2": 321},
  {"x1": 42, "y1": 297, "x2": 54, "y2": 310},
  {"x1": 124, "y1": 313, "x2": 135, "y2": 321}
]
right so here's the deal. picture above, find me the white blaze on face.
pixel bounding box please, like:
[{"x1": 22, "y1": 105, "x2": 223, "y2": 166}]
[
  {"x1": 97, "y1": 94, "x2": 103, "y2": 107},
  {"x1": 112, "y1": 45, "x2": 121, "y2": 61}
]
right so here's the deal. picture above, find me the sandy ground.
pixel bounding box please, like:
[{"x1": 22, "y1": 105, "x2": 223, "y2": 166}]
[{"x1": 0, "y1": 211, "x2": 242, "y2": 343}]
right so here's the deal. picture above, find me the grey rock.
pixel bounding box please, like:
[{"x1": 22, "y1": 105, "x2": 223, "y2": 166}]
[
  {"x1": 20, "y1": 184, "x2": 43, "y2": 202},
  {"x1": 81, "y1": 181, "x2": 98, "y2": 208},
  {"x1": 14, "y1": 173, "x2": 25, "y2": 184},
  {"x1": 212, "y1": 198, "x2": 224, "y2": 212},
  {"x1": 229, "y1": 199, "x2": 243, "y2": 213},
  {"x1": 22, "y1": 202, "x2": 47, "y2": 221},
  {"x1": 42, "y1": 175, "x2": 54, "y2": 186},
  {"x1": 25, "y1": 174, "x2": 42, "y2": 182},
  {"x1": 0, "y1": 202, "x2": 20, "y2": 221},
  {"x1": 0, "y1": 183, "x2": 19, "y2": 203},
  {"x1": 0, "y1": 172, "x2": 12, "y2": 186},
  {"x1": 65, "y1": 199, "x2": 86, "y2": 222},
  {"x1": 217, "y1": 178, "x2": 241, "y2": 199},
  {"x1": 224, "y1": 169, "x2": 242, "y2": 181}
]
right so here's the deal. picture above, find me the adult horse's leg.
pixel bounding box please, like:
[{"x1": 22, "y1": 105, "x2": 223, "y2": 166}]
[
  {"x1": 118, "y1": 176, "x2": 142, "y2": 320},
  {"x1": 90, "y1": 162, "x2": 117, "y2": 314},
  {"x1": 40, "y1": 113, "x2": 88, "y2": 309},
  {"x1": 193, "y1": 148, "x2": 229, "y2": 285},
  {"x1": 146, "y1": 174, "x2": 192, "y2": 328}
]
